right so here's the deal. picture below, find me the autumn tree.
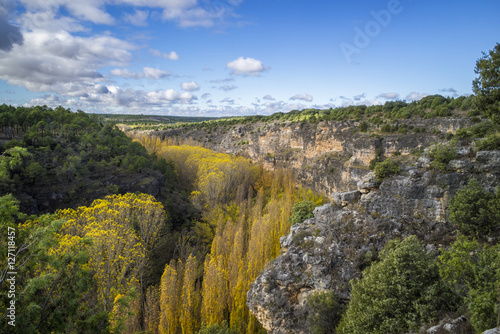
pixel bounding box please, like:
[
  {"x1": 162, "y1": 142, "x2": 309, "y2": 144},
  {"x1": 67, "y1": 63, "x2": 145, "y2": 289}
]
[
  {"x1": 160, "y1": 261, "x2": 181, "y2": 334},
  {"x1": 181, "y1": 254, "x2": 201, "y2": 334},
  {"x1": 57, "y1": 193, "x2": 166, "y2": 329}
]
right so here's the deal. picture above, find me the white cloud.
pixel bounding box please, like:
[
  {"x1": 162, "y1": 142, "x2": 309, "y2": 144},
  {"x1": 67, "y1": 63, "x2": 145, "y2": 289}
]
[
  {"x1": 150, "y1": 49, "x2": 179, "y2": 60},
  {"x1": 27, "y1": 86, "x2": 197, "y2": 113},
  {"x1": 20, "y1": 10, "x2": 87, "y2": 33},
  {"x1": 110, "y1": 67, "x2": 170, "y2": 79},
  {"x1": 181, "y1": 81, "x2": 200, "y2": 91},
  {"x1": 289, "y1": 93, "x2": 313, "y2": 102},
  {"x1": 210, "y1": 77, "x2": 235, "y2": 83},
  {"x1": 263, "y1": 94, "x2": 275, "y2": 101},
  {"x1": 201, "y1": 93, "x2": 211, "y2": 99},
  {"x1": 377, "y1": 92, "x2": 400, "y2": 100},
  {"x1": 440, "y1": 88, "x2": 457, "y2": 93},
  {"x1": 220, "y1": 97, "x2": 235, "y2": 104},
  {"x1": 353, "y1": 93, "x2": 366, "y2": 101},
  {"x1": 124, "y1": 9, "x2": 149, "y2": 26},
  {"x1": 18, "y1": 0, "x2": 115, "y2": 24},
  {"x1": 439, "y1": 88, "x2": 459, "y2": 97},
  {"x1": 406, "y1": 92, "x2": 428, "y2": 101},
  {"x1": 227, "y1": 57, "x2": 268, "y2": 76},
  {"x1": 19, "y1": 0, "x2": 241, "y2": 28},
  {"x1": 219, "y1": 84, "x2": 238, "y2": 91},
  {"x1": 0, "y1": 28, "x2": 134, "y2": 94}
]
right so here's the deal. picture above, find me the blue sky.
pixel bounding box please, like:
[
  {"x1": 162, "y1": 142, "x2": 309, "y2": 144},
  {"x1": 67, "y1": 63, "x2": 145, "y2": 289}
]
[{"x1": 0, "y1": 0, "x2": 499, "y2": 116}]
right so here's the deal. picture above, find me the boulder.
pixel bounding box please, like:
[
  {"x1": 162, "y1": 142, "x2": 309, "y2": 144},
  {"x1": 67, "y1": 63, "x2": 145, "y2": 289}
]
[
  {"x1": 331, "y1": 190, "x2": 361, "y2": 206},
  {"x1": 475, "y1": 150, "x2": 500, "y2": 172},
  {"x1": 426, "y1": 316, "x2": 471, "y2": 334},
  {"x1": 357, "y1": 172, "x2": 378, "y2": 193}
]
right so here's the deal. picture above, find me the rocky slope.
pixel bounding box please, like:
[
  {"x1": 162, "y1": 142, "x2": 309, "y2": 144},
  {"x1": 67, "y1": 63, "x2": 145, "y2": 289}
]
[
  {"x1": 154, "y1": 118, "x2": 469, "y2": 197},
  {"x1": 246, "y1": 147, "x2": 500, "y2": 334},
  {"x1": 154, "y1": 117, "x2": 499, "y2": 333}
]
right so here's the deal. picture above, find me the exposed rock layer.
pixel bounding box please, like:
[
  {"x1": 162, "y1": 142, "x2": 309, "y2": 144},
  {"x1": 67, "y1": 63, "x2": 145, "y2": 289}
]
[
  {"x1": 246, "y1": 148, "x2": 500, "y2": 334},
  {"x1": 156, "y1": 118, "x2": 469, "y2": 197}
]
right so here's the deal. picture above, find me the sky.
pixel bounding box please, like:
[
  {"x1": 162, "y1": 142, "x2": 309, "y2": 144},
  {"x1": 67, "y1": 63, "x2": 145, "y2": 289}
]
[{"x1": 0, "y1": 0, "x2": 499, "y2": 117}]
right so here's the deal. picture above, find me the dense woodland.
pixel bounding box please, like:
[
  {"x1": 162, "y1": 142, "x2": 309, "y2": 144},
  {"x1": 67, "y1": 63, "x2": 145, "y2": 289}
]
[
  {"x1": 0, "y1": 43, "x2": 499, "y2": 334},
  {"x1": 0, "y1": 104, "x2": 324, "y2": 333}
]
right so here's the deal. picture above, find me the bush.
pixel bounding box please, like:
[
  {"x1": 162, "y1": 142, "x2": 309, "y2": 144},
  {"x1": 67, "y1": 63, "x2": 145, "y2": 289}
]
[
  {"x1": 448, "y1": 178, "x2": 500, "y2": 237},
  {"x1": 476, "y1": 134, "x2": 500, "y2": 150},
  {"x1": 373, "y1": 158, "x2": 400, "y2": 181},
  {"x1": 454, "y1": 128, "x2": 470, "y2": 140},
  {"x1": 359, "y1": 121, "x2": 369, "y2": 132},
  {"x1": 427, "y1": 143, "x2": 457, "y2": 171},
  {"x1": 439, "y1": 236, "x2": 500, "y2": 332},
  {"x1": 337, "y1": 236, "x2": 457, "y2": 334},
  {"x1": 307, "y1": 291, "x2": 345, "y2": 334},
  {"x1": 197, "y1": 321, "x2": 238, "y2": 334},
  {"x1": 289, "y1": 201, "x2": 316, "y2": 225}
]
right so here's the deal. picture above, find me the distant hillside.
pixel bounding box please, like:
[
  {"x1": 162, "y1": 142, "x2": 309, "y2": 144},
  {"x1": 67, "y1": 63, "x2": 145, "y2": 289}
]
[
  {"x1": 127, "y1": 94, "x2": 494, "y2": 198},
  {"x1": 96, "y1": 113, "x2": 220, "y2": 126}
]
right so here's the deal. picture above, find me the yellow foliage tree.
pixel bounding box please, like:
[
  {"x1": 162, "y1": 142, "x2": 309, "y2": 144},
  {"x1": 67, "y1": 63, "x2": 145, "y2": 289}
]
[
  {"x1": 144, "y1": 285, "x2": 161, "y2": 334},
  {"x1": 160, "y1": 261, "x2": 181, "y2": 334},
  {"x1": 180, "y1": 254, "x2": 201, "y2": 334},
  {"x1": 201, "y1": 254, "x2": 228, "y2": 325},
  {"x1": 125, "y1": 134, "x2": 328, "y2": 333},
  {"x1": 56, "y1": 193, "x2": 165, "y2": 316}
]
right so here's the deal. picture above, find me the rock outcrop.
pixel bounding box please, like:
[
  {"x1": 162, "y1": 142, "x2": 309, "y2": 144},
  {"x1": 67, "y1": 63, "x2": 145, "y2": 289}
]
[{"x1": 246, "y1": 148, "x2": 500, "y2": 334}]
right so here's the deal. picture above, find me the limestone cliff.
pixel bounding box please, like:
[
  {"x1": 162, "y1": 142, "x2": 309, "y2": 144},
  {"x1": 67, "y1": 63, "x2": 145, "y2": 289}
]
[
  {"x1": 245, "y1": 148, "x2": 500, "y2": 334},
  {"x1": 154, "y1": 118, "x2": 469, "y2": 197},
  {"x1": 154, "y1": 117, "x2": 500, "y2": 333}
]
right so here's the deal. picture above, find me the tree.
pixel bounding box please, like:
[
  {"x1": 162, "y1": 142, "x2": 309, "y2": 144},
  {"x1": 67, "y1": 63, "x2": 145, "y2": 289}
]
[
  {"x1": 439, "y1": 236, "x2": 500, "y2": 332},
  {"x1": 0, "y1": 215, "x2": 106, "y2": 333},
  {"x1": 448, "y1": 178, "x2": 499, "y2": 237},
  {"x1": 473, "y1": 43, "x2": 500, "y2": 123},
  {"x1": 0, "y1": 146, "x2": 31, "y2": 189},
  {"x1": 373, "y1": 158, "x2": 400, "y2": 182},
  {"x1": 180, "y1": 254, "x2": 201, "y2": 334},
  {"x1": 337, "y1": 236, "x2": 457, "y2": 334},
  {"x1": 160, "y1": 261, "x2": 181, "y2": 334},
  {"x1": 307, "y1": 291, "x2": 345, "y2": 334},
  {"x1": 289, "y1": 200, "x2": 316, "y2": 225}
]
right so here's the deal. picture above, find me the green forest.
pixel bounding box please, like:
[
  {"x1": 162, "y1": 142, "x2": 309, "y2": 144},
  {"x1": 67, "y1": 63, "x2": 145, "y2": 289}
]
[
  {"x1": 0, "y1": 103, "x2": 325, "y2": 333},
  {"x1": 0, "y1": 43, "x2": 500, "y2": 334}
]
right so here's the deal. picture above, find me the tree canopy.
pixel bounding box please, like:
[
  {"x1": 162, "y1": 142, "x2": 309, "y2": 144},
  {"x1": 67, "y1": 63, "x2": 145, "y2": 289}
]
[{"x1": 473, "y1": 42, "x2": 500, "y2": 123}]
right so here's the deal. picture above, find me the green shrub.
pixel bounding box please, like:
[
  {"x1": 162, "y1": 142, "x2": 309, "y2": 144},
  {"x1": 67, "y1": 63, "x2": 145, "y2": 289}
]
[
  {"x1": 427, "y1": 143, "x2": 457, "y2": 171},
  {"x1": 307, "y1": 291, "x2": 345, "y2": 334},
  {"x1": 197, "y1": 321, "x2": 238, "y2": 334},
  {"x1": 337, "y1": 236, "x2": 457, "y2": 334},
  {"x1": 454, "y1": 128, "x2": 470, "y2": 140},
  {"x1": 469, "y1": 121, "x2": 495, "y2": 137},
  {"x1": 448, "y1": 178, "x2": 500, "y2": 237},
  {"x1": 475, "y1": 134, "x2": 500, "y2": 150},
  {"x1": 439, "y1": 236, "x2": 500, "y2": 332},
  {"x1": 289, "y1": 201, "x2": 316, "y2": 225},
  {"x1": 373, "y1": 158, "x2": 400, "y2": 181},
  {"x1": 359, "y1": 121, "x2": 369, "y2": 132}
]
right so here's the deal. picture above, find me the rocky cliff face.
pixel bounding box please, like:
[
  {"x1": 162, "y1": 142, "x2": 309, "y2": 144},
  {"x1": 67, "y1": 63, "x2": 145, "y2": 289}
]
[
  {"x1": 156, "y1": 117, "x2": 500, "y2": 333},
  {"x1": 156, "y1": 118, "x2": 469, "y2": 197},
  {"x1": 246, "y1": 148, "x2": 500, "y2": 334}
]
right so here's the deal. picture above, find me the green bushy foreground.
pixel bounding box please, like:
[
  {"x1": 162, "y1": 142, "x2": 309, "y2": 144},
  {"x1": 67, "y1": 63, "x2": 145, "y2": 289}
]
[{"x1": 337, "y1": 236, "x2": 458, "y2": 334}]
